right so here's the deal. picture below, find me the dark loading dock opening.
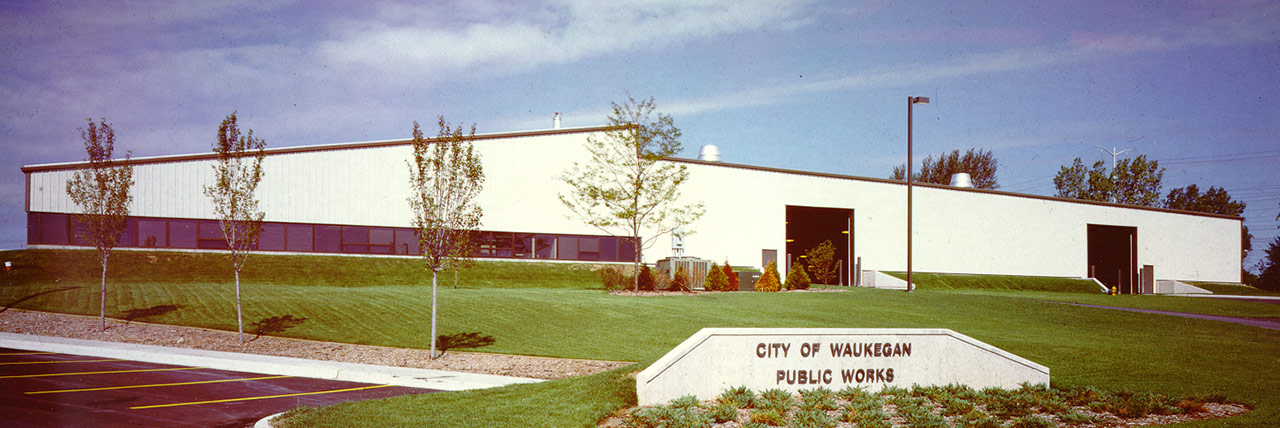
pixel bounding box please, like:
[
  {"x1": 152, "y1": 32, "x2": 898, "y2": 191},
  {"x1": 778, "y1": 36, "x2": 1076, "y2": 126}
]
[
  {"x1": 1087, "y1": 224, "x2": 1138, "y2": 294},
  {"x1": 786, "y1": 206, "x2": 854, "y2": 285}
]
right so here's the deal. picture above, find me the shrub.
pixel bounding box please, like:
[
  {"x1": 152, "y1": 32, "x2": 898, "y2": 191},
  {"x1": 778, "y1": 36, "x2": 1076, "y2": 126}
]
[
  {"x1": 599, "y1": 266, "x2": 633, "y2": 291},
  {"x1": 798, "y1": 387, "x2": 838, "y2": 411},
  {"x1": 837, "y1": 386, "x2": 872, "y2": 403},
  {"x1": 790, "y1": 409, "x2": 834, "y2": 428},
  {"x1": 708, "y1": 403, "x2": 738, "y2": 423},
  {"x1": 1057, "y1": 410, "x2": 1094, "y2": 424},
  {"x1": 718, "y1": 386, "x2": 756, "y2": 409},
  {"x1": 755, "y1": 262, "x2": 782, "y2": 292},
  {"x1": 757, "y1": 388, "x2": 794, "y2": 413},
  {"x1": 637, "y1": 265, "x2": 657, "y2": 291},
  {"x1": 624, "y1": 406, "x2": 667, "y2": 428},
  {"x1": 957, "y1": 411, "x2": 1002, "y2": 428},
  {"x1": 663, "y1": 406, "x2": 713, "y2": 428},
  {"x1": 669, "y1": 395, "x2": 701, "y2": 409},
  {"x1": 942, "y1": 397, "x2": 975, "y2": 416},
  {"x1": 1009, "y1": 415, "x2": 1056, "y2": 428},
  {"x1": 704, "y1": 263, "x2": 730, "y2": 292},
  {"x1": 749, "y1": 409, "x2": 785, "y2": 426},
  {"x1": 723, "y1": 261, "x2": 740, "y2": 290},
  {"x1": 667, "y1": 267, "x2": 692, "y2": 291},
  {"x1": 784, "y1": 263, "x2": 811, "y2": 290}
]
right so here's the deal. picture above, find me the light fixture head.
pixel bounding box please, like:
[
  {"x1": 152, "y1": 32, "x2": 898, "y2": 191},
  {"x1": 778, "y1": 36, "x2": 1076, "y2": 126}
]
[{"x1": 911, "y1": 96, "x2": 930, "y2": 105}]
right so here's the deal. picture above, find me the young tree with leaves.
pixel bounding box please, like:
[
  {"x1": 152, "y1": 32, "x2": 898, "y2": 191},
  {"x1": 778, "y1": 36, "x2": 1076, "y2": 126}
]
[
  {"x1": 202, "y1": 112, "x2": 266, "y2": 344},
  {"x1": 408, "y1": 117, "x2": 484, "y2": 359},
  {"x1": 559, "y1": 96, "x2": 705, "y2": 291},
  {"x1": 1053, "y1": 154, "x2": 1164, "y2": 206},
  {"x1": 804, "y1": 240, "x2": 838, "y2": 286},
  {"x1": 65, "y1": 118, "x2": 134, "y2": 331},
  {"x1": 892, "y1": 148, "x2": 999, "y2": 189}
]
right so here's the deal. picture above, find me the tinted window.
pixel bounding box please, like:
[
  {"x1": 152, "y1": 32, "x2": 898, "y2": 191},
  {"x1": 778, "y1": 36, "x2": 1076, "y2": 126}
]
[
  {"x1": 259, "y1": 223, "x2": 286, "y2": 251},
  {"x1": 619, "y1": 238, "x2": 636, "y2": 262},
  {"x1": 38, "y1": 213, "x2": 69, "y2": 244},
  {"x1": 168, "y1": 220, "x2": 198, "y2": 248},
  {"x1": 600, "y1": 236, "x2": 618, "y2": 261},
  {"x1": 286, "y1": 224, "x2": 313, "y2": 252},
  {"x1": 558, "y1": 236, "x2": 577, "y2": 260},
  {"x1": 114, "y1": 218, "x2": 137, "y2": 247},
  {"x1": 315, "y1": 225, "x2": 341, "y2": 253},
  {"x1": 534, "y1": 235, "x2": 557, "y2": 259},
  {"x1": 341, "y1": 226, "x2": 368, "y2": 244},
  {"x1": 137, "y1": 219, "x2": 166, "y2": 247},
  {"x1": 27, "y1": 213, "x2": 39, "y2": 245},
  {"x1": 514, "y1": 234, "x2": 533, "y2": 258},
  {"x1": 394, "y1": 228, "x2": 418, "y2": 255}
]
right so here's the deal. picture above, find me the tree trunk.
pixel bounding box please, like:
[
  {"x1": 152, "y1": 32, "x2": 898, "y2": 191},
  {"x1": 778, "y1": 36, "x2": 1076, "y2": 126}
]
[
  {"x1": 100, "y1": 260, "x2": 107, "y2": 331},
  {"x1": 453, "y1": 264, "x2": 457, "y2": 290},
  {"x1": 235, "y1": 268, "x2": 243, "y2": 344},
  {"x1": 430, "y1": 270, "x2": 439, "y2": 359}
]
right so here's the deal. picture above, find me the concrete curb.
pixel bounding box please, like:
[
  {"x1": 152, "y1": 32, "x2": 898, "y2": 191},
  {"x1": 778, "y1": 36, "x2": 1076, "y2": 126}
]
[
  {"x1": 0, "y1": 332, "x2": 543, "y2": 391},
  {"x1": 1174, "y1": 294, "x2": 1280, "y2": 301}
]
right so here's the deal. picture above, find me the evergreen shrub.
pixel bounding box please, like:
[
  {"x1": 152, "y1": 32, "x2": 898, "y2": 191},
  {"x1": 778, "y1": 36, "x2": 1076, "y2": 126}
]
[
  {"x1": 668, "y1": 267, "x2": 692, "y2": 291},
  {"x1": 755, "y1": 262, "x2": 781, "y2": 292},
  {"x1": 785, "y1": 263, "x2": 811, "y2": 290},
  {"x1": 704, "y1": 263, "x2": 730, "y2": 292}
]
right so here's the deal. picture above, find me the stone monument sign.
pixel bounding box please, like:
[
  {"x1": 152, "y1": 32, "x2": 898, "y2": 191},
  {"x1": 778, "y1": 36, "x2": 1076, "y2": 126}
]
[{"x1": 636, "y1": 328, "x2": 1049, "y2": 406}]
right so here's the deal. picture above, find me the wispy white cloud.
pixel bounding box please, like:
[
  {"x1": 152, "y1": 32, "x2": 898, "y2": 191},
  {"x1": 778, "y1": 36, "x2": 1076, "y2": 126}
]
[
  {"x1": 314, "y1": 0, "x2": 816, "y2": 79},
  {"x1": 658, "y1": 1, "x2": 1280, "y2": 119}
]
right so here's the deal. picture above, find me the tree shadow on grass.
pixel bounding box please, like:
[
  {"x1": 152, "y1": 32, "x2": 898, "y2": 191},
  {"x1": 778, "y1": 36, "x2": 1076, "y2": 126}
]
[
  {"x1": 122, "y1": 304, "x2": 186, "y2": 324},
  {"x1": 250, "y1": 314, "x2": 308, "y2": 341},
  {"x1": 1, "y1": 286, "x2": 84, "y2": 314},
  {"x1": 436, "y1": 332, "x2": 496, "y2": 356}
]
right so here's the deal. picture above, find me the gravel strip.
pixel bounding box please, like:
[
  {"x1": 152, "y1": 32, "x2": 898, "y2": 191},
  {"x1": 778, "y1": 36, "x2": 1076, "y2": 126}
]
[{"x1": 0, "y1": 309, "x2": 629, "y2": 380}]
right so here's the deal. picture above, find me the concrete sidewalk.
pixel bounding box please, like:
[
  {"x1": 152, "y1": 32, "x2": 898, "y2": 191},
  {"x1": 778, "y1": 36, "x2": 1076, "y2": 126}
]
[{"x1": 0, "y1": 332, "x2": 542, "y2": 391}]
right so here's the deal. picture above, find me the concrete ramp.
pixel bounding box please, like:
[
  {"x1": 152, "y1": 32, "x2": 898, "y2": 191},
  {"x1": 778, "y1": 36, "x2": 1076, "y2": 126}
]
[
  {"x1": 1155, "y1": 280, "x2": 1211, "y2": 295},
  {"x1": 859, "y1": 271, "x2": 910, "y2": 290}
]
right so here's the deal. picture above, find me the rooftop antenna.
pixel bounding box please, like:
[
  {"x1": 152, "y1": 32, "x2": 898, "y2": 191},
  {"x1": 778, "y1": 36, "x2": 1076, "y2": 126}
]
[
  {"x1": 1096, "y1": 145, "x2": 1132, "y2": 203},
  {"x1": 1096, "y1": 145, "x2": 1132, "y2": 171}
]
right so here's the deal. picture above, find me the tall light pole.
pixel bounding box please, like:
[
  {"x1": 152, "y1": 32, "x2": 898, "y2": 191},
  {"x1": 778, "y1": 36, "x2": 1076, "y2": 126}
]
[{"x1": 907, "y1": 96, "x2": 929, "y2": 293}]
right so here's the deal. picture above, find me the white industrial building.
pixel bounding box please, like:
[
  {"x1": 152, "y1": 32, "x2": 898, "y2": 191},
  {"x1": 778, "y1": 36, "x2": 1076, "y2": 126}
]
[{"x1": 23, "y1": 124, "x2": 1243, "y2": 293}]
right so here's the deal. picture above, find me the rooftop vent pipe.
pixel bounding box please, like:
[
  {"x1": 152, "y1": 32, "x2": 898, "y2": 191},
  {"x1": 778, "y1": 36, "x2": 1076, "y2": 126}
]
[
  {"x1": 698, "y1": 145, "x2": 721, "y2": 162},
  {"x1": 553, "y1": 112, "x2": 561, "y2": 129},
  {"x1": 950, "y1": 173, "x2": 973, "y2": 188}
]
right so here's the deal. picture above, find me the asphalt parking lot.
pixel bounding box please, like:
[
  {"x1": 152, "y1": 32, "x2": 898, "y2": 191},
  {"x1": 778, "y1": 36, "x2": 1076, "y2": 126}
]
[{"x1": 0, "y1": 347, "x2": 436, "y2": 428}]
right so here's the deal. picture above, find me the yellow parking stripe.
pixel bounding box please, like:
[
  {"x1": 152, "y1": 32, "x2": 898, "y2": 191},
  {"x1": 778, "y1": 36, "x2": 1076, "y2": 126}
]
[
  {"x1": 130, "y1": 384, "x2": 395, "y2": 410},
  {"x1": 0, "y1": 358, "x2": 121, "y2": 365},
  {"x1": 0, "y1": 366, "x2": 202, "y2": 379},
  {"x1": 26, "y1": 375, "x2": 293, "y2": 395},
  {"x1": 0, "y1": 352, "x2": 54, "y2": 356}
]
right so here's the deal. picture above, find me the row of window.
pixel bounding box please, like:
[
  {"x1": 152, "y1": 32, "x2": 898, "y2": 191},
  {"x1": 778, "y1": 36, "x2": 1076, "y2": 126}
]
[{"x1": 26, "y1": 212, "x2": 637, "y2": 262}]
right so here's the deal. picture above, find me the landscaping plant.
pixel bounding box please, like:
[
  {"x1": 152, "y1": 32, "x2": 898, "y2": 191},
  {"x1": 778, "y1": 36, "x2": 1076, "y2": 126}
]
[{"x1": 754, "y1": 262, "x2": 781, "y2": 292}]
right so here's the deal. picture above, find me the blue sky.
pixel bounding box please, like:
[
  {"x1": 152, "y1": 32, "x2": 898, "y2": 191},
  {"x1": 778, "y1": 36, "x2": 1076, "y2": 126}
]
[{"x1": 2, "y1": 0, "x2": 1278, "y2": 270}]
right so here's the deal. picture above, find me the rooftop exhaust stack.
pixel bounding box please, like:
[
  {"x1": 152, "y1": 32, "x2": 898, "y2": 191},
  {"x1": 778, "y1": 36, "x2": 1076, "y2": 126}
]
[
  {"x1": 553, "y1": 112, "x2": 561, "y2": 129},
  {"x1": 950, "y1": 173, "x2": 973, "y2": 188},
  {"x1": 698, "y1": 145, "x2": 721, "y2": 162}
]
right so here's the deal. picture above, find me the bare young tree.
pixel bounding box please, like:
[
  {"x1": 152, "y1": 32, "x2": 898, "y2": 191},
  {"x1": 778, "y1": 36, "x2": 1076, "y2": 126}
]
[
  {"x1": 559, "y1": 96, "x2": 705, "y2": 291},
  {"x1": 408, "y1": 117, "x2": 484, "y2": 359},
  {"x1": 202, "y1": 112, "x2": 266, "y2": 344},
  {"x1": 65, "y1": 118, "x2": 134, "y2": 331}
]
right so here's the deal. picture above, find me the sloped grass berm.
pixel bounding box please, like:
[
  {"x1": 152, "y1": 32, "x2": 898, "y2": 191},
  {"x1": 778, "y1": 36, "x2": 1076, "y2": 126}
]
[
  {"x1": 0, "y1": 249, "x2": 599, "y2": 288},
  {"x1": 3, "y1": 249, "x2": 1278, "y2": 426}
]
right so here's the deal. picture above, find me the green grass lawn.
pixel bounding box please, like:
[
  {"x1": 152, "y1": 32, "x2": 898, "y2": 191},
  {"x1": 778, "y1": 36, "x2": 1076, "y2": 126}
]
[
  {"x1": 3, "y1": 249, "x2": 1278, "y2": 427},
  {"x1": 1187, "y1": 281, "x2": 1279, "y2": 296}
]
